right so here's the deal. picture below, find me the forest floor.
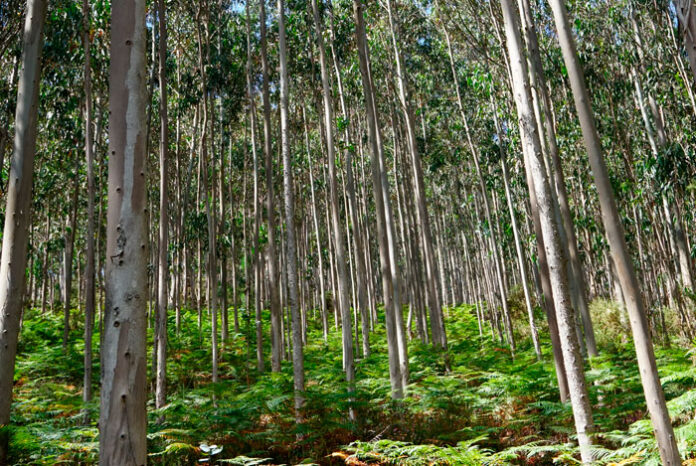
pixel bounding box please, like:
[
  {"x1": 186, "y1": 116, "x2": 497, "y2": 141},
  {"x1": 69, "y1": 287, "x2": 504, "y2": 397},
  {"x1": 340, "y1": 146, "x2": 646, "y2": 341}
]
[{"x1": 7, "y1": 300, "x2": 696, "y2": 465}]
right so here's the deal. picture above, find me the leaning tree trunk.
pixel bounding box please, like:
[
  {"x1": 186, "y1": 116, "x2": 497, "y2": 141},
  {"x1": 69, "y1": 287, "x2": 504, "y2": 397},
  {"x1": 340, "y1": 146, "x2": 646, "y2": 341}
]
[
  {"x1": 439, "y1": 17, "x2": 514, "y2": 354},
  {"x1": 496, "y1": 120, "x2": 542, "y2": 360},
  {"x1": 517, "y1": 0, "x2": 597, "y2": 357},
  {"x1": 548, "y1": 0, "x2": 681, "y2": 463},
  {"x1": 499, "y1": 0, "x2": 594, "y2": 462},
  {"x1": 99, "y1": 0, "x2": 149, "y2": 462},
  {"x1": 0, "y1": 0, "x2": 47, "y2": 460}
]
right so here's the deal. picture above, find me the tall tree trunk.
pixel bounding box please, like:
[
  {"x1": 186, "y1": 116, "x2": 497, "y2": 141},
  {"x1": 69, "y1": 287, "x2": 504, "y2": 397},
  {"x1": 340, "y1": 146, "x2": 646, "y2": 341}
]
[
  {"x1": 259, "y1": 0, "x2": 283, "y2": 373},
  {"x1": 499, "y1": 1, "x2": 594, "y2": 461},
  {"x1": 303, "y1": 108, "x2": 329, "y2": 341},
  {"x1": 278, "y1": 0, "x2": 304, "y2": 424},
  {"x1": 310, "y1": 0, "x2": 355, "y2": 406},
  {"x1": 496, "y1": 119, "x2": 542, "y2": 360},
  {"x1": 328, "y1": 5, "x2": 370, "y2": 357},
  {"x1": 0, "y1": 0, "x2": 47, "y2": 460},
  {"x1": 195, "y1": 4, "x2": 218, "y2": 386},
  {"x1": 353, "y1": 0, "x2": 404, "y2": 399},
  {"x1": 439, "y1": 20, "x2": 514, "y2": 354},
  {"x1": 82, "y1": 0, "x2": 96, "y2": 421},
  {"x1": 155, "y1": 0, "x2": 169, "y2": 410},
  {"x1": 517, "y1": 0, "x2": 597, "y2": 357},
  {"x1": 245, "y1": 1, "x2": 264, "y2": 373},
  {"x1": 99, "y1": 0, "x2": 149, "y2": 461},
  {"x1": 547, "y1": 0, "x2": 681, "y2": 463},
  {"x1": 385, "y1": 0, "x2": 447, "y2": 350}
]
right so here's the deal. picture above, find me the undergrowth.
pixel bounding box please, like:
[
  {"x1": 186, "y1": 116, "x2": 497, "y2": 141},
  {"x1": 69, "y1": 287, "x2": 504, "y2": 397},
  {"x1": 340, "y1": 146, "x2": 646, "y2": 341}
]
[{"x1": 7, "y1": 301, "x2": 696, "y2": 464}]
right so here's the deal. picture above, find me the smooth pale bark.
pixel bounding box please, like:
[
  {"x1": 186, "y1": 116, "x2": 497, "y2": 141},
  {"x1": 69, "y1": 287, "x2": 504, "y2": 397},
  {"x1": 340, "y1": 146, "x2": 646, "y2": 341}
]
[
  {"x1": 155, "y1": 0, "x2": 169, "y2": 410},
  {"x1": 385, "y1": 0, "x2": 447, "y2": 350},
  {"x1": 310, "y1": 0, "x2": 355, "y2": 399},
  {"x1": 517, "y1": 0, "x2": 597, "y2": 358},
  {"x1": 353, "y1": 0, "x2": 403, "y2": 399},
  {"x1": 259, "y1": 0, "x2": 283, "y2": 372},
  {"x1": 82, "y1": 0, "x2": 96, "y2": 418},
  {"x1": 100, "y1": 0, "x2": 148, "y2": 461},
  {"x1": 499, "y1": 1, "x2": 594, "y2": 462},
  {"x1": 219, "y1": 110, "x2": 229, "y2": 343},
  {"x1": 0, "y1": 0, "x2": 47, "y2": 460},
  {"x1": 438, "y1": 5, "x2": 570, "y2": 399},
  {"x1": 278, "y1": 0, "x2": 304, "y2": 423},
  {"x1": 548, "y1": 1, "x2": 681, "y2": 463}
]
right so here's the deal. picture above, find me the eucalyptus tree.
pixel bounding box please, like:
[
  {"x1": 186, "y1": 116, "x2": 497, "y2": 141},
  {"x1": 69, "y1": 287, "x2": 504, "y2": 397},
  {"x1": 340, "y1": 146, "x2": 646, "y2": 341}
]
[
  {"x1": 259, "y1": 0, "x2": 283, "y2": 373},
  {"x1": 516, "y1": 0, "x2": 597, "y2": 358},
  {"x1": 310, "y1": 0, "x2": 355, "y2": 393},
  {"x1": 547, "y1": 0, "x2": 681, "y2": 463},
  {"x1": 245, "y1": 0, "x2": 265, "y2": 371},
  {"x1": 352, "y1": 0, "x2": 404, "y2": 399},
  {"x1": 99, "y1": 0, "x2": 149, "y2": 461},
  {"x1": 499, "y1": 0, "x2": 594, "y2": 460},
  {"x1": 81, "y1": 0, "x2": 96, "y2": 417},
  {"x1": 385, "y1": 0, "x2": 447, "y2": 350},
  {"x1": 278, "y1": 0, "x2": 305, "y2": 423},
  {"x1": 0, "y1": 0, "x2": 47, "y2": 461},
  {"x1": 155, "y1": 0, "x2": 169, "y2": 410}
]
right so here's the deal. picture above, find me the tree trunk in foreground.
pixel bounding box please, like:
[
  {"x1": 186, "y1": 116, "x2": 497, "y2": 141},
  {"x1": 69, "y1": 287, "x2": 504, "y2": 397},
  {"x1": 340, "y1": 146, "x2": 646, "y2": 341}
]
[
  {"x1": 99, "y1": 0, "x2": 149, "y2": 462},
  {"x1": 499, "y1": 0, "x2": 594, "y2": 462},
  {"x1": 0, "y1": 0, "x2": 47, "y2": 461},
  {"x1": 549, "y1": 0, "x2": 681, "y2": 463}
]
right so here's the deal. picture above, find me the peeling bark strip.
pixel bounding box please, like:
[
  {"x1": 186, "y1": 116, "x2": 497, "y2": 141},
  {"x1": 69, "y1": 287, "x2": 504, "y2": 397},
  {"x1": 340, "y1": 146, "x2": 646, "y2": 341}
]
[
  {"x1": 0, "y1": 0, "x2": 48, "y2": 462},
  {"x1": 99, "y1": 0, "x2": 149, "y2": 464}
]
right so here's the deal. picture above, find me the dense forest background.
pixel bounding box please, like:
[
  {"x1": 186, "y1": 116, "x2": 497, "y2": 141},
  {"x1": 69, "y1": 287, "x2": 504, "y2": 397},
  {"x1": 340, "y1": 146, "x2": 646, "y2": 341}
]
[{"x1": 4, "y1": 0, "x2": 696, "y2": 464}]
